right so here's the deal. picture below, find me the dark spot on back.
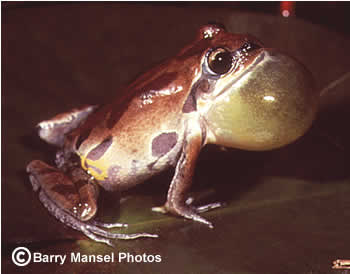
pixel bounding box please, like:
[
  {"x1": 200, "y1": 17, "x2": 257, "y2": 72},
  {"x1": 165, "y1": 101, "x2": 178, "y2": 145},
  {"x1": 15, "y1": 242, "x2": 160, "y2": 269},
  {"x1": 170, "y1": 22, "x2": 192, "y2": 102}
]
[
  {"x1": 106, "y1": 72, "x2": 178, "y2": 129},
  {"x1": 86, "y1": 135, "x2": 113, "y2": 161},
  {"x1": 182, "y1": 79, "x2": 212, "y2": 113},
  {"x1": 182, "y1": 93, "x2": 196, "y2": 113},
  {"x1": 152, "y1": 132, "x2": 178, "y2": 157}
]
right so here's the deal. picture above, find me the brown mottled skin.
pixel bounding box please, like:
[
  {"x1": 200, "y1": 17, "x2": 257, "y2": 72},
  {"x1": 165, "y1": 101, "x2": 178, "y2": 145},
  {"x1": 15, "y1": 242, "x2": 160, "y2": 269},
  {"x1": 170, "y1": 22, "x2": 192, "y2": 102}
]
[{"x1": 26, "y1": 24, "x2": 318, "y2": 246}]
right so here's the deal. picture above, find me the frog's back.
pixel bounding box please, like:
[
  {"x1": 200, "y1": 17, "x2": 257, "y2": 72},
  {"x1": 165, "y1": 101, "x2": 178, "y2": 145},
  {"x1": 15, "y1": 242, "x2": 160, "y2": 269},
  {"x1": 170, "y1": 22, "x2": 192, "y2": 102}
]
[{"x1": 67, "y1": 58, "x2": 195, "y2": 190}]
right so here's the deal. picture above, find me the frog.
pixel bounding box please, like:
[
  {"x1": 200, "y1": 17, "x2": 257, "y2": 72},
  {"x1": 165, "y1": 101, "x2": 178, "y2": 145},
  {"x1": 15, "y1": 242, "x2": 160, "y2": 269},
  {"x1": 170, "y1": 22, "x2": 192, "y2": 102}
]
[{"x1": 27, "y1": 24, "x2": 319, "y2": 246}]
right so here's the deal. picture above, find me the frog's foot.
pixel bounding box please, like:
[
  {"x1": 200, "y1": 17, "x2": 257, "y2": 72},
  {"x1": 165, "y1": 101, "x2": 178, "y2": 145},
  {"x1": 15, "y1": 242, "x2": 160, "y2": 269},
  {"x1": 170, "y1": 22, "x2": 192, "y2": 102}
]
[
  {"x1": 27, "y1": 160, "x2": 158, "y2": 246},
  {"x1": 185, "y1": 197, "x2": 223, "y2": 213},
  {"x1": 152, "y1": 197, "x2": 223, "y2": 229},
  {"x1": 36, "y1": 190, "x2": 158, "y2": 246}
]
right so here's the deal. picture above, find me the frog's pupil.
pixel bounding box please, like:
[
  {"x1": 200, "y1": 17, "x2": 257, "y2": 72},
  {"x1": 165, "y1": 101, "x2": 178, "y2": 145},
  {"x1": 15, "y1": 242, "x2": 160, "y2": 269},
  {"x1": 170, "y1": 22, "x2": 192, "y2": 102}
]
[{"x1": 209, "y1": 50, "x2": 232, "y2": 75}]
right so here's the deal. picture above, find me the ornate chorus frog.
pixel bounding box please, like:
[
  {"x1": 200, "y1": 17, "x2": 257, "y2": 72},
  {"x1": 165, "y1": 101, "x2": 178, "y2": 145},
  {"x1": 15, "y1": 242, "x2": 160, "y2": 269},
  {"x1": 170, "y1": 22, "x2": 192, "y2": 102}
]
[{"x1": 27, "y1": 24, "x2": 318, "y2": 246}]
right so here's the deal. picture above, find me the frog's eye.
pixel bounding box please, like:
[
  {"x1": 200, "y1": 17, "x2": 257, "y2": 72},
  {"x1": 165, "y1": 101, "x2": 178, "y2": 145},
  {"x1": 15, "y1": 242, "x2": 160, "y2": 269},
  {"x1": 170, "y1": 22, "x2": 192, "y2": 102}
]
[{"x1": 207, "y1": 48, "x2": 232, "y2": 75}]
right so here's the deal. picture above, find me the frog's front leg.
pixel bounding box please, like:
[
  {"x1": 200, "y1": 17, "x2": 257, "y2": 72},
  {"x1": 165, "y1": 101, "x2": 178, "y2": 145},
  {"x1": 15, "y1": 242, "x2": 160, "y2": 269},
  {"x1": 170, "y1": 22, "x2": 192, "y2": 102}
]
[
  {"x1": 153, "y1": 122, "x2": 222, "y2": 228},
  {"x1": 27, "y1": 160, "x2": 157, "y2": 246}
]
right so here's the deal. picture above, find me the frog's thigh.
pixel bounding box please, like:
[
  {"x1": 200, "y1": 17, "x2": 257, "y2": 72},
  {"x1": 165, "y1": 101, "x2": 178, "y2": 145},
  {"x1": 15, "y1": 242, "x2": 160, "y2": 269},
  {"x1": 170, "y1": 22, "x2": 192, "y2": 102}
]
[
  {"x1": 37, "y1": 105, "x2": 98, "y2": 147},
  {"x1": 27, "y1": 160, "x2": 98, "y2": 221}
]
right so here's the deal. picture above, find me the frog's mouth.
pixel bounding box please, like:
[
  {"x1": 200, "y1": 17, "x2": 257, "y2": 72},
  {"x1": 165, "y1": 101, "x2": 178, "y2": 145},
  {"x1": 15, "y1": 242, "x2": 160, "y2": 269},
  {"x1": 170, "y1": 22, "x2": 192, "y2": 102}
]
[{"x1": 205, "y1": 49, "x2": 319, "y2": 151}]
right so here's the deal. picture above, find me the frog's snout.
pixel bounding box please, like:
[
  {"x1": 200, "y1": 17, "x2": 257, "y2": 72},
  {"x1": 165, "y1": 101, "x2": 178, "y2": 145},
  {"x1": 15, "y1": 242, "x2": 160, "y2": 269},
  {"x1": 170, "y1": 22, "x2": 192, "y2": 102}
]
[{"x1": 206, "y1": 49, "x2": 319, "y2": 151}]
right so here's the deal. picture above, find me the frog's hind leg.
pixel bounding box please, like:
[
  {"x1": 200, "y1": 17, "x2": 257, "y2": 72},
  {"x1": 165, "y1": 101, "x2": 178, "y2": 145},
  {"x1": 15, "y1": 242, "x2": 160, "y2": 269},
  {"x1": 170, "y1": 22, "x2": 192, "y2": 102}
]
[
  {"x1": 37, "y1": 105, "x2": 98, "y2": 147},
  {"x1": 27, "y1": 160, "x2": 99, "y2": 222},
  {"x1": 27, "y1": 160, "x2": 157, "y2": 246}
]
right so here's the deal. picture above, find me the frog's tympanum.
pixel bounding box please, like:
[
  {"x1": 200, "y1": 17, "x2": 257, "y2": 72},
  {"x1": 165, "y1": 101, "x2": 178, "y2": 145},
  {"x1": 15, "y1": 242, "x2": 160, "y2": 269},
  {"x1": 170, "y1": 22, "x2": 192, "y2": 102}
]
[{"x1": 27, "y1": 24, "x2": 318, "y2": 246}]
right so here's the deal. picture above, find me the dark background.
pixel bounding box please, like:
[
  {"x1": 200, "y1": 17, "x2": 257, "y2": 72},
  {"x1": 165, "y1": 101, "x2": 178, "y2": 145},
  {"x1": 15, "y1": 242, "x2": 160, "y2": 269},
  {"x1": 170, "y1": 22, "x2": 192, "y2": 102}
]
[
  {"x1": 2, "y1": 2, "x2": 350, "y2": 274},
  {"x1": 3, "y1": 1, "x2": 350, "y2": 35}
]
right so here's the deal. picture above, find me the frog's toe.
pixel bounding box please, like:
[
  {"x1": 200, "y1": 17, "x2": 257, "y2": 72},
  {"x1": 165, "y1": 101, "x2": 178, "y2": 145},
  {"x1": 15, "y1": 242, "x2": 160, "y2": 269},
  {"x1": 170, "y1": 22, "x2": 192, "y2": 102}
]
[
  {"x1": 38, "y1": 189, "x2": 157, "y2": 245},
  {"x1": 28, "y1": 161, "x2": 158, "y2": 245},
  {"x1": 151, "y1": 205, "x2": 168, "y2": 214},
  {"x1": 188, "y1": 211, "x2": 214, "y2": 228},
  {"x1": 80, "y1": 226, "x2": 158, "y2": 247},
  {"x1": 185, "y1": 197, "x2": 224, "y2": 213},
  {"x1": 159, "y1": 201, "x2": 215, "y2": 228},
  {"x1": 84, "y1": 222, "x2": 158, "y2": 242},
  {"x1": 161, "y1": 198, "x2": 225, "y2": 228},
  {"x1": 184, "y1": 209, "x2": 214, "y2": 228},
  {"x1": 89, "y1": 220, "x2": 127, "y2": 229}
]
